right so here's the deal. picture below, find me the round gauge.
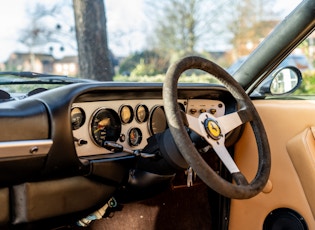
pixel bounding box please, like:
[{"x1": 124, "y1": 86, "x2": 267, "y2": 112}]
[
  {"x1": 119, "y1": 105, "x2": 134, "y2": 124},
  {"x1": 149, "y1": 106, "x2": 168, "y2": 135},
  {"x1": 90, "y1": 108, "x2": 121, "y2": 147},
  {"x1": 128, "y1": 128, "x2": 142, "y2": 146},
  {"x1": 71, "y1": 107, "x2": 85, "y2": 130},
  {"x1": 135, "y1": 104, "x2": 149, "y2": 123}
]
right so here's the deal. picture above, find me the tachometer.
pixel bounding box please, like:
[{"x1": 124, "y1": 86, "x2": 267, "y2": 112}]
[{"x1": 90, "y1": 108, "x2": 121, "y2": 147}]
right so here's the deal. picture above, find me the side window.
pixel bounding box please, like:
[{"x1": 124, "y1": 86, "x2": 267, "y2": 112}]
[
  {"x1": 257, "y1": 32, "x2": 315, "y2": 97},
  {"x1": 292, "y1": 33, "x2": 315, "y2": 96},
  {"x1": 293, "y1": 38, "x2": 315, "y2": 96}
]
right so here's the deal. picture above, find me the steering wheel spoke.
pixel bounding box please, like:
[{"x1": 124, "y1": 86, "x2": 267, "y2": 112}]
[
  {"x1": 186, "y1": 109, "x2": 248, "y2": 138},
  {"x1": 216, "y1": 110, "x2": 247, "y2": 135},
  {"x1": 211, "y1": 139, "x2": 240, "y2": 174},
  {"x1": 185, "y1": 113, "x2": 209, "y2": 137},
  {"x1": 186, "y1": 109, "x2": 248, "y2": 182}
]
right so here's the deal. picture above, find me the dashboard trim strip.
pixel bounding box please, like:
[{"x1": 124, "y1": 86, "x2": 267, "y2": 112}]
[{"x1": 0, "y1": 140, "x2": 53, "y2": 158}]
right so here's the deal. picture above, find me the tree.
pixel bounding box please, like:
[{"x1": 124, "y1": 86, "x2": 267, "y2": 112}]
[
  {"x1": 145, "y1": 0, "x2": 280, "y2": 67},
  {"x1": 19, "y1": 4, "x2": 56, "y2": 51},
  {"x1": 144, "y1": 0, "x2": 230, "y2": 66},
  {"x1": 226, "y1": 0, "x2": 279, "y2": 59},
  {"x1": 119, "y1": 50, "x2": 169, "y2": 76},
  {"x1": 18, "y1": 2, "x2": 69, "y2": 70},
  {"x1": 147, "y1": 0, "x2": 202, "y2": 59},
  {"x1": 73, "y1": 0, "x2": 113, "y2": 81}
]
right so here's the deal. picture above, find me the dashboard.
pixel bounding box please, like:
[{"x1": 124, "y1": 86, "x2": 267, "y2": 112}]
[
  {"x1": 0, "y1": 82, "x2": 239, "y2": 185},
  {"x1": 0, "y1": 81, "x2": 242, "y2": 227},
  {"x1": 72, "y1": 99, "x2": 226, "y2": 157}
]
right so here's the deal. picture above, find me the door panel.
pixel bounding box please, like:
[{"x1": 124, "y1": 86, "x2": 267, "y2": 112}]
[
  {"x1": 287, "y1": 126, "x2": 315, "y2": 218},
  {"x1": 229, "y1": 100, "x2": 315, "y2": 230}
]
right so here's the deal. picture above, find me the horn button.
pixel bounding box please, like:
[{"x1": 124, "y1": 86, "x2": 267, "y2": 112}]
[{"x1": 204, "y1": 118, "x2": 222, "y2": 140}]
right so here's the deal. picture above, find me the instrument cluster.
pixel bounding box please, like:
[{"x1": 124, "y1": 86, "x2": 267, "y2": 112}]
[{"x1": 71, "y1": 99, "x2": 225, "y2": 157}]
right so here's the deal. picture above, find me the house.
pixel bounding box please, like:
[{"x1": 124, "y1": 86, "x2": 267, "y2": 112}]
[
  {"x1": 53, "y1": 56, "x2": 79, "y2": 77},
  {"x1": 5, "y1": 52, "x2": 79, "y2": 76},
  {"x1": 5, "y1": 52, "x2": 55, "y2": 73}
]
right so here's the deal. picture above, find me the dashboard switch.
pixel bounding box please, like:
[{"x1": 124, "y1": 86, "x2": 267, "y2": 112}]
[
  {"x1": 190, "y1": 108, "x2": 197, "y2": 114},
  {"x1": 210, "y1": 108, "x2": 217, "y2": 114}
]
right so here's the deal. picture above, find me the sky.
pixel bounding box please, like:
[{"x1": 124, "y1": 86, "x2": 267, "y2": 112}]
[{"x1": 0, "y1": 0, "x2": 302, "y2": 63}]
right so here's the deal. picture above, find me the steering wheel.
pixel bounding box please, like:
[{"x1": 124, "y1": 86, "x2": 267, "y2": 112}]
[{"x1": 163, "y1": 56, "x2": 271, "y2": 199}]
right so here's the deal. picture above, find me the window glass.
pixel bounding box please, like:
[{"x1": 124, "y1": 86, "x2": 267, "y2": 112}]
[{"x1": 273, "y1": 32, "x2": 315, "y2": 97}]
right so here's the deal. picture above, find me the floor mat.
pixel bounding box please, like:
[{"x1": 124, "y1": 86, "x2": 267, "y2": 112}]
[{"x1": 86, "y1": 183, "x2": 212, "y2": 230}]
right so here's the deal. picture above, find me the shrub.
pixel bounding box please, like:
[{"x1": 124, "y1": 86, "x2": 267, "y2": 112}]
[
  {"x1": 114, "y1": 73, "x2": 220, "y2": 84},
  {"x1": 293, "y1": 70, "x2": 315, "y2": 95}
]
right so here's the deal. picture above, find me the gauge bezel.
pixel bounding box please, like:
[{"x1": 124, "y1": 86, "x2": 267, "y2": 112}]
[
  {"x1": 135, "y1": 104, "x2": 149, "y2": 123},
  {"x1": 89, "y1": 107, "x2": 121, "y2": 147},
  {"x1": 71, "y1": 107, "x2": 86, "y2": 130},
  {"x1": 128, "y1": 127, "x2": 142, "y2": 147},
  {"x1": 148, "y1": 105, "x2": 168, "y2": 135},
  {"x1": 119, "y1": 105, "x2": 134, "y2": 124}
]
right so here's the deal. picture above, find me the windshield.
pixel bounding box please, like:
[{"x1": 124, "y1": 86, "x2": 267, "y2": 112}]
[{"x1": 0, "y1": 0, "x2": 305, "y2": 88}]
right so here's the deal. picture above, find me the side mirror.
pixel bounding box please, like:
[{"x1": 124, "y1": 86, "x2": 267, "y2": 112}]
[
  {"x1": 269, "y1": 66, "x2": 302, "y2": 95},
  {"x1": 257, "y1": 66, "x2": 302, "y2": 96}
]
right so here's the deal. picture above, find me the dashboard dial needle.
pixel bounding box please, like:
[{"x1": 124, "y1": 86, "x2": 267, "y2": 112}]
[{"x1": 94, "y1": 118, "x2": 110, "y2": 133}]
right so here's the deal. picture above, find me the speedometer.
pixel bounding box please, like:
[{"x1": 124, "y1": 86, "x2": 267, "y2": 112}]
[{"x1": 90, "y1": 108, "x2": 121, "y2": 147}]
